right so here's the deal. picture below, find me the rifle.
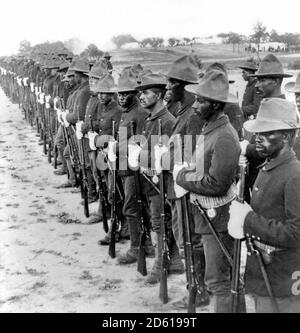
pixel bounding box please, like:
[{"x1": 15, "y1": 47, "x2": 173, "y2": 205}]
[
  {"x1": 78, "y1": 124, "x2": 90, "y2": 218},
  {"x1": 130, "y1": 121, "x2": 151, "y2": 276},
  {"x1": 108, "y1": 120, "x2": 118, "y2": 258},
  {"x1": 181, "y1": 194, "x2": 198, "y2": 313},
  {"x1": 89, "y1": 115, "x2": 109, "y2": 233},
  {"x1": 158, "y1": 119, "x2": 169, "y2": 304}
]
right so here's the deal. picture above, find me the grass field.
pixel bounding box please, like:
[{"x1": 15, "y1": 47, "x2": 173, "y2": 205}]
[{"x1": 110, "y1": 43, "x2": 300, "y2": 74}]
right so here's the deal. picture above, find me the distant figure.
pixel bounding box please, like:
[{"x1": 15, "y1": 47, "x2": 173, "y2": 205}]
[{"x1": 103, "y1": 52, "x2": 113, "y2": 74}]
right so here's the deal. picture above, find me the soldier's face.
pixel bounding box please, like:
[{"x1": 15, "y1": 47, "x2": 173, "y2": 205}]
[
  {"x1": 255, "y1": 77, "x2": 277, "y2": 98},
  {"x1": 117, "y1": 91, "x2": 135, "y2": 108},
  {"x1": 74, "y1": 73, "x2": 82, "y2": 85},
  {"x1": 98, "y1": 92, "x2": 113, "y2": 105},
  {"x1": 242, "y1": 70, "x2": 252, "y2": 82},
  {"x1": 69, "y1": 76, "x2": 75, "y2": 86},
  {"x1": 139, "y1": 89, "x2": 160, "y2": 109},
  {"x1": 255, "y1": 131, "x2": 285, "y2": 159},
  {"x1": 193, "y1": 96, "x2": 214, "y2": 120},
  {"x1": 89, "y1": 76, "x2": 99, "y2": 92},
  {"x1": 166, "y1": 78, "x2": 183, "y2": 102},
  {"x1": 295, "y1": 93, "x2": 300, "y2": 112}
]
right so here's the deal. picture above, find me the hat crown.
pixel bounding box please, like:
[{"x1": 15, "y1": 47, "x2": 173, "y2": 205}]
[
  {"x1": 167, "y1": 55, "x2": 199, "y2": 83},
  {"x1": 257, "y1": 98, "x2": 299, "y2": 125},
  {"x1": 117, "y1": 68, "x2": 139, "y2": 92},
  {"x1": 256, "y1": 54, "x2": 284, "y2": 76},
  {"x1": 95, "y1": 74, "x2": 115, "y2": 92},
  {"x1": 197, "y1": 70, "x2": 229, "y2": 100},
  {"x1": 137, "y1": 73, "x2": 166, "y2": 89},
  {"x1": 70, "y1": 59, "x2": 90, "y2": 73},
  {"x1": 89, "y1": 61, "x2": 108, "y2": 78}
]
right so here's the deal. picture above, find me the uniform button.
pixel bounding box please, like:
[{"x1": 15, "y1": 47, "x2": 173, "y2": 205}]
[
  {"x1": 254, "y1": 187, "x2": 259, "y2": 191},
  {"x1": 101, "y1": 119, "x2": 103, "y2": 121},
  {"x1": 247, "y1": 252, "x2": 251, "y2": 256},
  {"x1": 257, "y1": 236, "x2": 260, "y2": 241},
  {"x1": 246, "y1": 233, "x2": 249, "y2": 237},
  {"x1": 251, "y1": 235, "x2": 255, "y2": 239}
]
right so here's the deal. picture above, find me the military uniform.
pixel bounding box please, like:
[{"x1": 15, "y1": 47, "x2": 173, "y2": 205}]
[{"x1": 241, "y1": 79, "x2": 262, "y2": 120}]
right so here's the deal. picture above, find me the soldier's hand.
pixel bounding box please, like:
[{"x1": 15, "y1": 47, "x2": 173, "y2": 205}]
[
  {"x1": 154, "y1": 144, "x2": 168, "y2": 174},
  {"x1": 88, "y1": 131, "x2": 97, "y2": 151},
  {"x1": 128, "y1": 143, "x2": 142, "y2": 169},
  {"x1": 228, "y1": 201, "x2": 252, "y2": 239},
  {"x1": 240, "y1": 139, "x2": 249, "y2": 155}
]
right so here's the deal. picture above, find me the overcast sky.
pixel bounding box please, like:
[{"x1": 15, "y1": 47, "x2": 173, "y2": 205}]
[{"x1": 1, "y1": 0, "x2": 300, "y2": 55}]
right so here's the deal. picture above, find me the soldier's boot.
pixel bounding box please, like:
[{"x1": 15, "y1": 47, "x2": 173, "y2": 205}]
[
  {"x1": 144, "y1": 236, "x2": 155, "y2": 258},
  {"x1": 168, "y1": 231, "x2": 185, "y2": 275},
  {"x1": 53, "y1": 147, "x2": 66, "y2": 174},
  {"x1": 56, "y1": 159, "x2": 76, "y2": 188},
  {"x1": 145, "y1": 232, "x2": 162, "y2": 285},
  {"x1": 88, "y1": 199, "x2": 104, "y2": 224},
  {"x1": 86, "y1": 168, "x2": 98, "y2": 203},
  {"x1": 119, "y1": 218, "x2": 130, "y2": 240},
  {"x1": 117, "y1": 220, "x2": 140, "y2": 264}
]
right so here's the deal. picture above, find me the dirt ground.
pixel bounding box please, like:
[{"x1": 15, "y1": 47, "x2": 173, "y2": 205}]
[{"x1": 0, "y1": 68, "x2": 297, "y2": 313}]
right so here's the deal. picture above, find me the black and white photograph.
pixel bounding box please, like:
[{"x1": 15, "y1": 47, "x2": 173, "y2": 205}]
[{"x1": 0, "y1": 0, "x2": 300, "y2": 316}]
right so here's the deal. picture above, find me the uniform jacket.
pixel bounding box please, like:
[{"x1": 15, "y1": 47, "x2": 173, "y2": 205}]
[
  {"x1": 81, "y1": 94, "x2": 100, "y2": 133},
  {"x1": 176, "y1": 114, "x2": 240, "y2": 233},
  {"x1": 244, "y1": 150, "x2": 300, "y2": 297},
  {"x1": 117, "y1": 97, "x2": 149, "y2": 176},
  {"x1": 139, "y1": 106, "x2": 175, "y2": 197},
  {"x1": 66, "y1": 81, "x2": 90, "y2": 124},
  {"x1": 242, "y1": 79, "x2": 262, "y2": 119},
  {"x1": 224, "y1": 102, "x2": 243, "y2": 138}
]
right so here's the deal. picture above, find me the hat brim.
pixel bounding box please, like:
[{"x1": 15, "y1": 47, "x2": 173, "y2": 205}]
[
  {"x1": 244, "y1": 119, "x2": 300, "y2": 133},
  {"x1": 135, "y1": 83, "x2": 167, "y2": 91},
  {"x1": 72, "y1": 68, "x2": 89, "y2": 75},
  {"x1": 284, "y1": 82, "x2": 300, "y2": 93},
  {"x1": 111, "y1": 86, "x2": 137, "y2": 93},
  {"x1": 238, "y1": 66, "x2": 257, "y2": 72},
  {"x1": 185, "y1": 84, "x2": 238, "y2": 103},
  {"x1": 94, "y1": 88, "x2": 116, "y2": 93},
  {"x1": 250, "y1": 73, "x2": 293, "y2": 78},
  {"x1": 167, "y1": 74, "x2": 198, "y2": 84}
]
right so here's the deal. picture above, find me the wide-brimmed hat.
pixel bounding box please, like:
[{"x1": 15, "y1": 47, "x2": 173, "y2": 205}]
[
  {"x1": 238, "y1": 59, "x2": 258, "y2": 72},
  {"x1": 185, "y1": 69, "x2": 237, "y2": 103},
  {"x1": 244, "y1": 98, "x2": 300, "y2": 133},
  {"x1": 250, "y1": 54, "x2": 292, "y2": 78},
  {"x1": 206, "y1": 62, "x2": 235, "y2": 84},
  {"x1": 94, "y1": 74, "x2": 116, "y2": 93},
  {"x1": 104, "y1": 52, "x2": 111, "y2": 58},
  {"x1": 167, "y1": 55, "x2": 199, "y2": 84},
  {"x1": 70, "y1": 59, "x2": 90, "y2": 74},
  {"x1": 44, "y1": 59, "x2": 61, "y2": 69},
  {"x1": 285, "y1": 72, "x2": 300, "y2": 93},
  {"x1": 88, "y1": 61, "x2": 108, "y2": 79},
  {"x1": 57, "y1": 61, "x2": 70, "y2": 72},
  {"x1": 113, "y1": 68, "x2": 139, "y2": 92},
  {"x1": 135, "y1": 73, "x2": 167, "y2": 90}
]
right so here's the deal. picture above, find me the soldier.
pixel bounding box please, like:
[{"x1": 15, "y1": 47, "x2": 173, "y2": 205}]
[
  {"x1": 229, "y1": 98, "x2": 300, "y2": 313},
  {"x1": 240, "y1": 54, "x2": 293, "y2": 202},
  {"x1": 131, "y1": 72, "x2": 184, "y2": 284},
  {"x1": 174, "y1": 69, "x2": 240, "y2": 312},
  {"x1": 110, "y1": 68, "x2": 155, "y2": 265},
  {"x1": 103, "y1": 52, "x2": 113, "y2": 74},
  {"x1": 88, "y1": 74, "x2": 125, "y2": 239},
  {"x1": 160, "y1": 55, "x2": 211, "y2": 307},
  {"x1": 285, "y1": 72, "x2": 300, "y2": 112},
  {"x1": 238, "y1": 58, "x2": 262, "y2": 120}
]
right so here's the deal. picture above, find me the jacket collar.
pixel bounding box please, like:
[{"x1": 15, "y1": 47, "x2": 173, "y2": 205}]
[
  {"x1": 147, "y1": 106, "x2": 168, "y2": 121},
  {"x1": 202, "y1": 114, "x2": 229, "y2": 135},
  {"x1": 177, "y1": 92, "x2": 195, "y2": 116},
  {"x1": 260, "y1": 149, "x2": 297, "y2": 172}
]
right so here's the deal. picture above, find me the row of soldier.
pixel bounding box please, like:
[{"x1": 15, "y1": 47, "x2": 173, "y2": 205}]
[{"x1": 0, "y1": 51, "x2": 300, "y2": 313}]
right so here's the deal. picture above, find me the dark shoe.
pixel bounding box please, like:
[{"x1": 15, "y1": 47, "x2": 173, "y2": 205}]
[
  {"x1": 87, "y1": 214, "x2": 103, "y2": 224},
  {"x1": 144, "y1": 243, "x2": 155, "y2": 258},
  {"x1": 54, "y1": 169, "x2": 67, "y2": 176},
  {"x1": 98, "y1": 232, "x2": 120, "y2": 245},
  {"x1": 117, "y1": 247, "x2": 139, "y2": 265},
  {"x1": 172, "y1": 290, "x2": 210, "y2": 309},
  {"x1": 55, "y1": 181, "x2": 75, "y2": 189},
  {"x1": 81, "y1": 195, "x2": 98, "y2": 205}
]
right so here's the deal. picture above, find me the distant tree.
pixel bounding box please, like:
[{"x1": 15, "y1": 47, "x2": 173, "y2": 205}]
[
  {"x1": 183, "y1": 37, "x2": 191, "y2": 45},
  {"x1": 111, "y1": 34, "x2": 137, "y2": 48},
  {"x1": 168, "y1": 37, "x2": 179, "y2": 47},
  {"x1": 281, "y1": 33, "x2": 300, "y2": 48},
  {"x1": 18, "y1": 40, "x2": 31, "y2": 56},
  {"x1": 250, "y1": 21, "x2": 268, "y2": 59},
  {"x1": 80, "y1": 44, "x2": 103, "y2": 59}
]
